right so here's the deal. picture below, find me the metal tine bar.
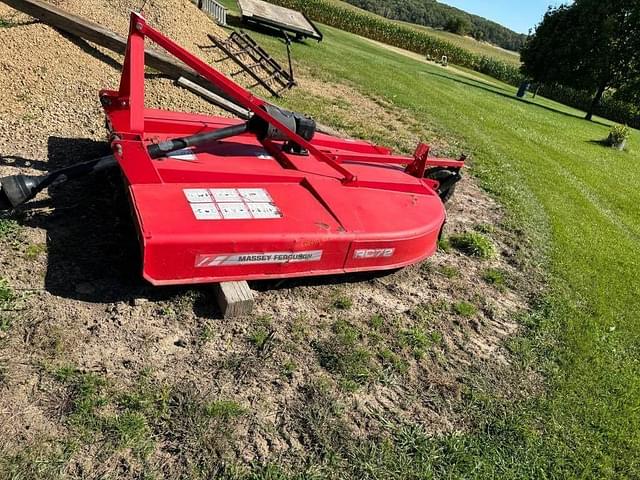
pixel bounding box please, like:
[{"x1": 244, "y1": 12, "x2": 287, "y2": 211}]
[{"x1": 207, "y1": 32, "x2": 288, "y2": 97}]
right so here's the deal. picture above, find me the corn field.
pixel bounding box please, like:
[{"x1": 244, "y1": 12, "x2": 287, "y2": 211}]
[{"x1": 270, "y1": 0, "x2": 524, "y2": 86}]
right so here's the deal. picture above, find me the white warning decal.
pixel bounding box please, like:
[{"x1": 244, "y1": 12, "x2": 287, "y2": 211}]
[
  {"x1": 183, "y1": 188, "x2": 282, "y2": 220},
  {"x1": 190, "y1": 203, "x2": 221, "y2": 220},
  {"x1": 211, "y1": 188, "x2": 242, "y2": 202},
  {"x1": 196, "y1": 250, "x2": 323, "y2": 267},
  {"x1": 218, "y1": 202, "x2": 251, "y2": 220},
  {"x1": 238, "y1": 188, "x2": 272, "y2": 202},
  {"x1": 168, "y1": 148, "x2": 197, "y2": 161},
  {"x1": 247, "y1": 203, "x2": 280, "y2": 219},
  {"x1": 184, "y1": 189, "x2": 213, "y2": 203}
]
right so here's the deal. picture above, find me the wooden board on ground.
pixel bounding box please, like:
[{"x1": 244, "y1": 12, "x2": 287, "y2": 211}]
[
  {"x1": 214, "y1": 281, "x2": 255, "y2": 318},
  {"x1": 237, "y1": 0, "x2": 322, "y2": 41}
]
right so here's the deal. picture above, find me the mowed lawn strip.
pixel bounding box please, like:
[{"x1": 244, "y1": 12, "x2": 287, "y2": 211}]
[{"x1": 250, "y1": 24, "x2": 640, "y2": 476}]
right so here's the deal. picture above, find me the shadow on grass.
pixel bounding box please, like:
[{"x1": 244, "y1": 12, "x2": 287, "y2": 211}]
[
  {"x1": 8, "y1": 137, "x2": 150, "y2": 304},
  {"x1": 422, "y1": 70, "x2": 610, "y2": 128},
  {"x1": 250, "y1": 269, "x2": 396, "y2": 293},
  {"x1": 586, "y1": 139, "x2": 631, "y2": 153},
  {"x1": 586, "y1": 139, "x2": 612, "y2": 148},
  {"x1": 3, "y1": 138, "x2": 195, "y2": 307}
]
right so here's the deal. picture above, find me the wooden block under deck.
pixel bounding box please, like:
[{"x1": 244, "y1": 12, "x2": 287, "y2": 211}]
[{"x1": 214, "y1": 281, "x2": 255, "y2": 318}]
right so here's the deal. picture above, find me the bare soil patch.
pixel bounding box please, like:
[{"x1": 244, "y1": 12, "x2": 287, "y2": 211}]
[{"x1": 0, "y1": 1, "x2": 537, "y2": 476}]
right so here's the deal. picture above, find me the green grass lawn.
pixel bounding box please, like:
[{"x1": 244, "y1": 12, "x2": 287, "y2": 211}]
[{"x1": 223, "y1": 19, "x2": 640, "y2": 478}]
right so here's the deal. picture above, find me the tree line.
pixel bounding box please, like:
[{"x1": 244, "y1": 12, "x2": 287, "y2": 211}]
[
  {"x1": 522, "y1": 0, "x2": 640, "y2": 122},
  {"x1": 341, "y1": 0, "x2": 527, "y2": 52}
]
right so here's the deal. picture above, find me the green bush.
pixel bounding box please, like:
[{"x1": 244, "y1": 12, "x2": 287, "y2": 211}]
[
  {"x1": 609, "y1": 124, "x2": 631, "y2": 145},
  {"x1": 450, "y1": 232, "x2": 495, "y2": 258}
]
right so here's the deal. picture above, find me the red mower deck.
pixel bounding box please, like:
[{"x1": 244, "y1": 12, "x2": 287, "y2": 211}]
[{"x1": 97, "y1": 13, "x2": 464, "y2": 285}]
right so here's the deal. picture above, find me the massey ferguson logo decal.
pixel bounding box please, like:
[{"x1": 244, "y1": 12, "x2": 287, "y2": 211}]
[
  {"x1": 196, "y1": 250, "x2": 323, "y2": 267},
  {"x1": 354, "y1": 248, "x2": 395, "y2": 259}
]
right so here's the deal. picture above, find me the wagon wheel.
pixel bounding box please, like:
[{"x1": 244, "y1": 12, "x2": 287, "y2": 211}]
[{"x1": 424, "y1": 167, "x2": 461, "y2": 203}]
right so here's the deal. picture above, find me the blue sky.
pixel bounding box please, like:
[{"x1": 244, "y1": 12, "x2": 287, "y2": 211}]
[{"x1": 440, "y1": 0, "x2": 568, "y2": 34}]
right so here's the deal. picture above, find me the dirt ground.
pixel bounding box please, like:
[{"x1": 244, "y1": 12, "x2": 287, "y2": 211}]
[{"x1": 0, "y1": 1, "x2": 537, "y2": 476}]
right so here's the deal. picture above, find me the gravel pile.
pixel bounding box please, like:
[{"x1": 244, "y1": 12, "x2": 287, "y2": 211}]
[{"x1": 0, "y1": 0, "x2": 230, "y2": 168}]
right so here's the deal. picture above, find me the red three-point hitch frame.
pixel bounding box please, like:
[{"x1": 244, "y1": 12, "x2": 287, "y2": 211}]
[
  {"x1": 103, "y1": 12, "x2": 358, "y2": 182},
  {"x1": 101, "y1": 12, "x2": 464, "y2": 189}
]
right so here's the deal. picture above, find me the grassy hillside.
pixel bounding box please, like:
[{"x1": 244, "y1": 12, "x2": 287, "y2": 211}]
[
  {"x1": 229, "y1": 14, "x2": 640, "y2": 477},
  {"x1": 324, "y1": 0, "x2": 522, "y2": 65},
  {"x1": 401, "y1": 20, "x2": 521, "y2": 66},
  {"x1": 263, "y1": 0, "x2": 524, "y2": 86},
  {"x1": 342, "y1": 0, "x2": 527, "y2": 51},
  {"x1": 328, "y1": 0, "x2": 520, "y2": 66},
  {"x1": 328, "y1": 0, "x2": 522, "y2": 66}
]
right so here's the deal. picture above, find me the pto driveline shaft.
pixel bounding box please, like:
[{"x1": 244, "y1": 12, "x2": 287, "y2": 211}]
[{"x1": 146, "y1": 122, "x2": 249, "y2": 159}]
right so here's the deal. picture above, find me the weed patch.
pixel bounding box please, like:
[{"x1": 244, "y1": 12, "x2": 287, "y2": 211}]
[
  {"x1": 206, "y1": 400, "x2": 247, "y2": 420},
  {"x1": 474, "y1": 223, "x2": 496, "y2": 234},
  {"x1": 437, "y1": 265, "x2": 459, "y2": 278},
  {"x1": 332, "y1": 293, "x2": 353, "y2": 310},
  {"x1": 24, "y1": 243, "x2": 47, "y2": 260},
  {"x1": 199, "y1": 321, "x2": 215, "y2": 344},
  {"x1": 292, "y1": 380, "x2": 348, "y2": 454},
  {"x1": 0, "y1": 279, "x2": 16, "y2": 331},
  {"x1": 281, "y1": 360, "x2": 297, "y2": 378},
  {"x1": 248, "y1": 327, "x2": 270, "y2": 350},
  {"x1": 482, "y1": 268, "x2": 507, "y2": 289},
  {"x1": 0, "y1": 219, "x2": 19, "y2": 239},
  {"x1": 314, "y1": 320, "x2": 379, "y2": 390},
  {"x1": 450, "y1": 232, "x2": 495, "y2": 258},
  {"x1": 44, "y1": 367, "x2": 249, "y2": 476},
  {"x1": 412, "y1": 300, "x2": 447, "y2": 323},
  {"x1": 453, "y1": 301, "x2": 478, "y2": 318},
  {"x1": 248, "y1": 316, "x2": 274, "y2": 352},
  {"x1": 437, "y1": 237, "x2": 452, "y2": 252},
  {"x1": 400, "y1": 327, "x2": 431, "y2": 359},
  {"x1": 0, "y1": 17, "x2": 17, "y2": 28},
  {"x1": 369, "y1": 313, "x2": 385, "y2": 330},
  {"x1": 378, "y1": 347, "x2": 409, "y2": 376}
]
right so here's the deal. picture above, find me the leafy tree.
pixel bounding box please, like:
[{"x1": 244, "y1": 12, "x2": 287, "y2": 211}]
[
  {"x1": 521, "y1": 0, "x2": 640, "y2": 121},
  {"x1": 444, "y1": 16, "x2": 472, "y2": 36},
  {"x1": 614, "y1": 77, "x2": 640, "y2": 105}
]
